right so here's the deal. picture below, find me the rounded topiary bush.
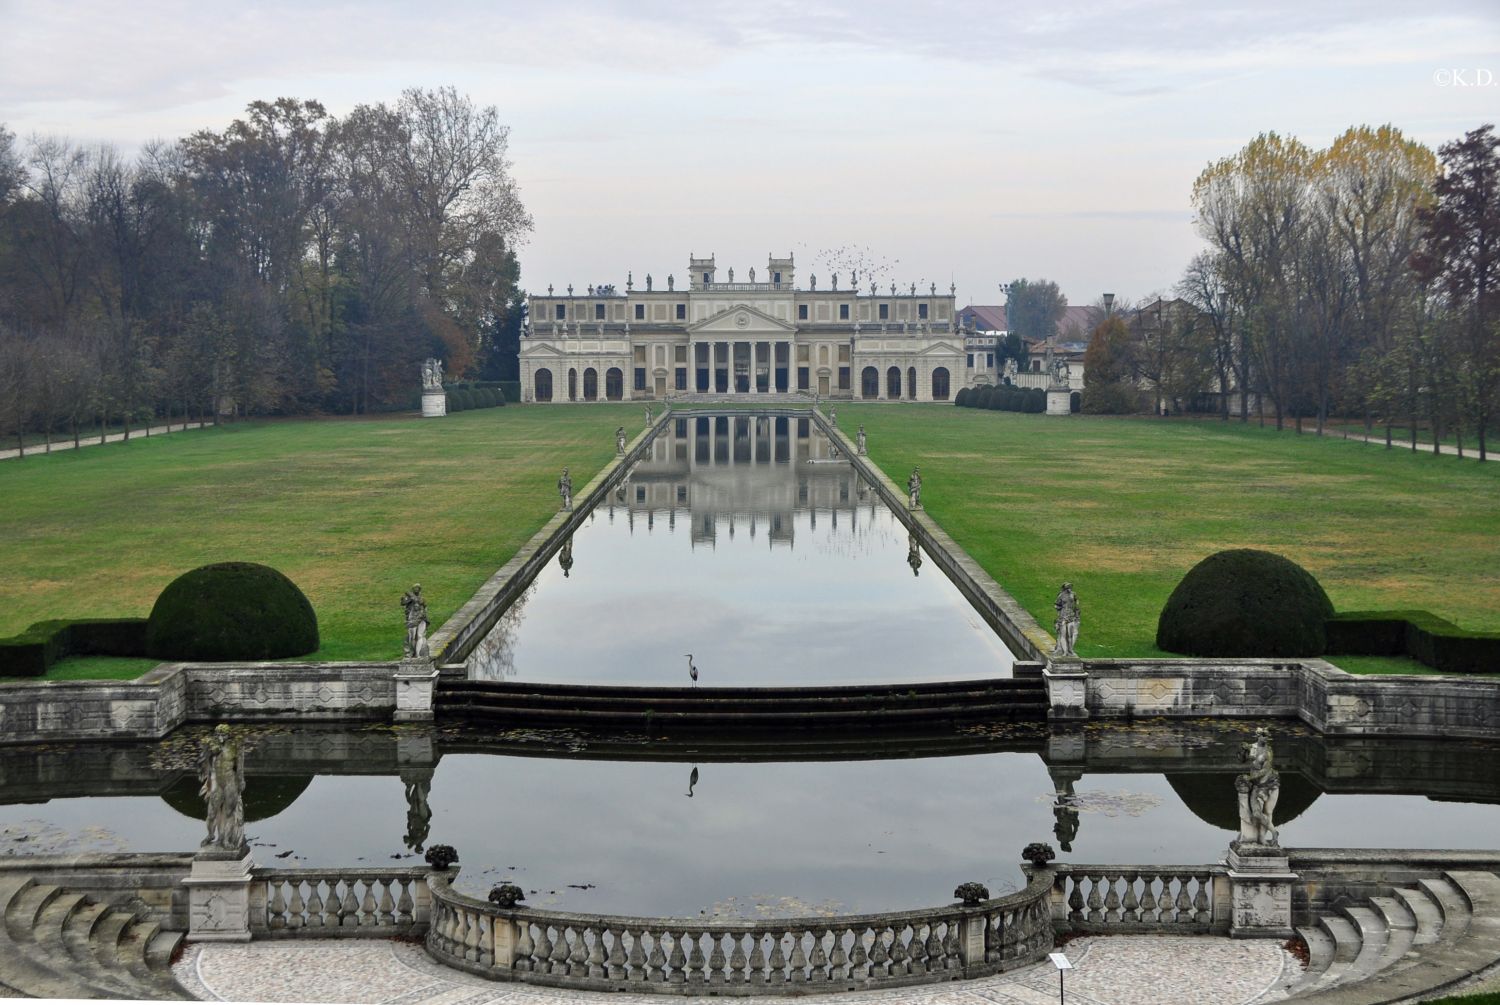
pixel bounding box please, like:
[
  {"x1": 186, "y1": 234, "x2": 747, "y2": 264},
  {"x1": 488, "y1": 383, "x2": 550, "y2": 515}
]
[
  {"x1": 146, "y1": 562, "x2": 319, "y2": 661},
  {"x1": 955, "y1": 387, "x2": 970, "y2": 407},
  {"x1": 1156, "y1": 549, "x2": 1334, "y2": 657}
]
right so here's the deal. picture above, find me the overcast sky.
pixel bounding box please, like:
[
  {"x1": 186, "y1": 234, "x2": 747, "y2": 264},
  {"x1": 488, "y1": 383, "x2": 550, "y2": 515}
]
[{"x1": 3, "y1": 0, "x2": 1497, "y2": 306}]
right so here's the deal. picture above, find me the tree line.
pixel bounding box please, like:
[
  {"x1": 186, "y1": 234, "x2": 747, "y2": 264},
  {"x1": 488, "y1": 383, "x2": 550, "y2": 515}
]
[
  {"x1": 0, "y1": 88, "x2": 530, "y2": 452},
  {"x1": 1074, "y1": 123, "x2": 1497, "y2": 458}
]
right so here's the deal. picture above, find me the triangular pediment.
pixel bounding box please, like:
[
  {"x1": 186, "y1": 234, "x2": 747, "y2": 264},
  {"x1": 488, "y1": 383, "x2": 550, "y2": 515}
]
[
  {"x1": 688, "y1": 304, "x2": 796, "y2": 334},
  {"x1": 520, "y1": 343, "x2": 571, "y2": 358},
  {"x1": 917, "y1": 340, "x2": 964, "y2": 356}
]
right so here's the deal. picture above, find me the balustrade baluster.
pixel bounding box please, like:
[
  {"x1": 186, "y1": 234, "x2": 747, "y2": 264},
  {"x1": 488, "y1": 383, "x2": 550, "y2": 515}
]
[
  {"x1": 549, "y1": 925, "x2": 571, "y2": 975},
  {"x1": 532, "y1": 923, "x2": 554, "y2": 974},
  {"x1": 686, "y1": 930, "x2": 707, "y2": 984},
  {"x1": 1175, "y1": 877, "x2": 1194, "y2": 924},
  {"x1": 708, "y1": 932, "x2": 728, "y2": 984},
  {"x1": 1194, "y1": 874, "x2": 1213, "y2": 924},
  {"x1": 767, "y1": 931, "x2": 787, "y2": 984},
  {"x1": 847, "y1": 928, "x2": 868, "y2": 979},
  {"x1": 578, "y1": 924, "x2": 601, "y2": 978},
  {"x1": 1086, "y1": 875, "x2": 1105, "y2": 924},
  {"x1": 377, "y1": 878, "x2": 396, "y2": 926},
  {"x1": 305, "y1": 881, "x2": 326, "y2": 928},
  {"x1": 787, "y1": 929, "x2": 808, "y2": 983},
  {"x1": 515, "y1": 921, "x2": 535, "y2": 972},
  {"x1": 1001, "y1": 908, "x2": 1021, "y2": 958},
  {"x1": 568, "y1": 925, "x2": 589, "y2": 976},
  {"x1": 809, "y1": 928, "x2": 831, "y2": 981},
  {"x1": 1121, "y1": 872, "x2": 1140, "y2": 923},
  {"x1": 747, "y1": 931, "x2": 767, "y2": 985},
  {"x1": 1140, "y1": 876, "x2": 1159, "y2": 923},
  {"x1": 626, "y1": 928, "x2": 646, "y2": 981},
  {"x1": 267, "y1": 880, "x2": 287, "y2": 930},
  {"x1": 728, "y1": 932, "x2": 748, "y2": 984},
  {"x1": 887, "y1": 924, "x2": 909, "y2": 976},
  {"x1": 905, "y1": 922, "x2": 927, "y2": 974},
  {"x1": 604, "y1": 926, "x2": 625, "y2": 980},
  {"x1": 360, "y1": 877, "x2": 379, "y2": 926},
  {"x1": 943, "y1": 919, "x2": 962, "y2": 970},
  {"x1": 868, "y1": 927, "x2": 890, "y2": 978},
  {"x1": 1104, "y1": 872, "x2": 1122, "y2": 923},
  {"x1": 667, "y1": 930, "x2": 688, "y2": 984},
  {"x1": 466, "y1": 909, "x2": 483, "y2": 963},
  {"x1": 284, "y1": 880, "x2": 305, "y2": 930},
  {"x1": 828, "y1": 928, "x2": 848, "y2": 981},
  {"x1": 646, "y1": 930, "x2": 667, "y2": 983},
  {"x1": 340, "y1": 879, "x2": 361, "y2": 928},
  {"x1": 396, "y1": 879, "x2": 414, "y2": 926},
  {"x1": 1068, "y1": 878, "x2": 1085, "y2": 924}
]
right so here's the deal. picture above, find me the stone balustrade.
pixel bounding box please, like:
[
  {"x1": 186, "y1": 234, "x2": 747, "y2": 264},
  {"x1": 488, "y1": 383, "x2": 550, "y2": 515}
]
[
  {"x1": 425, "y1": 870, "x2": 1054, "y2": 994},
  {"x1": 1049, "y1": 865, "x2": 1229, "y2": 934},
  {"x1": 249, "y1": 867, "x2": 433, "y2": 937}
]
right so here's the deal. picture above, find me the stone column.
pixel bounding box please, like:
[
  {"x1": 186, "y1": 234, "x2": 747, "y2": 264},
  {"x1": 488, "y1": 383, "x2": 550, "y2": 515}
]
[
  {"x1": 728, "y1": 342, "x2": 738, "y2": 394},
  {"x1": 711, "y1": 342, "x2": 720, "y2": 394},
  {"x1": 749, "y1": 342, "x2": 759, "y2": 394}
]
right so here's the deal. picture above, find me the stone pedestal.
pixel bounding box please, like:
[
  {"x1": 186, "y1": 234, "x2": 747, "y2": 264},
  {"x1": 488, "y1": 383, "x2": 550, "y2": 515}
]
[
  {"x1": 1226, "y1": 843, "x2": 1296, "y2": 939},
  {"x1": 422, "y1": 388, "x2": 447, "y2": 418},
  {"x1": 1043, "y1": 663, "x2": 1089, "y2": 720},
  {"x1": 184, "y1": 848, "x2": 254, "y2": 942},
  {"x1": 395, "y1": 661, "x2": 440, "y2": 722},
  {"x1": 1046, "y1": 387, "x2": 1072, "y2": 415}
]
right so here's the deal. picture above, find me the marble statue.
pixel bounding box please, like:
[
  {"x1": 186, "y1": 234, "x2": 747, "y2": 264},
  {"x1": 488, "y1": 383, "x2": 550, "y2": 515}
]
[
  {"x1": 558, "y1": 468, "x2": 573, "y2": 511},
  {"x1": 810, "y1": 274, "x2": 817, "y2": 291},
  {"x1": 907, "y1": 467, "x2": 922, "y2": 509},
  {"x1": 1053, "y1": 355, "x2": 1069, "y2": 386},
  {"x1": 1053, "y1": 583, "x2": 1079, "y2": 658},
  {"x1": 567, "y1": 283, "x2": 573, "y2": 296},
  {"x1": 832, "y1": 273, "x2": 839, "y2": 290},
  {"x1": 728, "y1": 267, "x2": 734, "y2": 282},
  {"x1": 856, "y1": 425, "x2": 866, "y2": 455},
  {"x1": 910, "y1": 282, "x2": 916, "y2": 296},
  {"x1": 1004, "y1": 357, "x2": 1019, "y2": 379},
  {"x1": 197, "y1": 725, "x2": 246, "y2": 851},
  {"x1": 667, "y1": 274, "x2": 675, "y2": 290},
  {"x1": 829, "y1": 407, "x2": 837, "y2": 428},
  {"x1": 627, "y1": 271, "x2": 633, "y2": 291},
  {"x1": 402, "y1": 584, "x2": 430, "y2": 659},
  {"x1": 616, "y1": 425, "x2": 626, "y2": 455},
  {"x1": 646, "y1": 274, "x2": 653, "y2": 291},
  {"x1": 644, "y1": 405, "x2": 653, "y2": 427},
  {"x1": 421, "y1": 358, "x2": 444, "y2": 391},
  {"x1": 1236, "y1": 728, "x2": 1281, "y2": 846},
  {"x1": 749, "y1": 267, "x2": 755, "y2": 282}
]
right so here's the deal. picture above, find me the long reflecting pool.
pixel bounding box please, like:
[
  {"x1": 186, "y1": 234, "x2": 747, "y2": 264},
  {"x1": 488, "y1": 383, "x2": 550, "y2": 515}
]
[
  {"x1": 0, "y1": 723, "x2": 1497, "y2": 917},
  {"x1": 467, "y1": 414, "x2": 1016, "y2": 684}
]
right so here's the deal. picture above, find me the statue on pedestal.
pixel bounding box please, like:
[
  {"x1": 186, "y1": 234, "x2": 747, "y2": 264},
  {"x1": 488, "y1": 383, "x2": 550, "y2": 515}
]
[
  {"x1": 829, "y1": 407, "x2": 837, "y2": 428},
  {"x1": 907, "y1": 467, "x2": 922, "y2": 509},
  {"x1": 401, "y1": 584, "x2": 430, "y2": 659},
  {"x1": 1236, "y1": 728, "x2": 1281, "y2": 847},
  {"x1": 421, "y1": 358, "x2": 443, "y2": 391},
  {"x1": 1052, "y1": 355, "x2": 1070, "y2": 387},
  {"x1": 616, "y1": 426, "x2": 626, "y2": 455},
  {"x1": 644, "y1": 405, "x2": 653, "y2": 427},
  {"x1": 1053, "y1": 582, "x2": 1079, "y2": 658},
  {"x1": 558, "y1": 468, "x2": 573, "y2": 511},
  {"x1": 197, "y1": 725, "x2": 246, "y2": 852},
  {"x1": 856, "y1": 425, "x2": 866, "y2": 455}
]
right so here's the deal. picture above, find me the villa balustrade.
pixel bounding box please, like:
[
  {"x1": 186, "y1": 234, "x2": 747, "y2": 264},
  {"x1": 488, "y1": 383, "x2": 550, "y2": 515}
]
[
  {"x1": 424, "y1": 870, "x2": 1054, "y2": 994},
  {"x1": 1049, "y1": 865, "x2": 1228, "y2": 934},
  {"x1": 249, "y1": 867, "x2": 433, "y2": 936}
]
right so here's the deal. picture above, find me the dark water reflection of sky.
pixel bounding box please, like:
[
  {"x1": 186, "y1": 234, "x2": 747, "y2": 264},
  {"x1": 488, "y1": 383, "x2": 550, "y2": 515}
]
[{"x1": 469, "y1": 415, "x2": 1014, "y2": 684}]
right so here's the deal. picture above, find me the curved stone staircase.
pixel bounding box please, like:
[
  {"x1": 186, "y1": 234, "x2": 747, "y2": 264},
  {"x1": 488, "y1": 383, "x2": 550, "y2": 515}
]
[
  {"x1": 1285, "y1": 869, "x2": 1500, "y2": 1003},
  {"x1": 0, "y1": 874, "x2": 186, "y2": 999}
]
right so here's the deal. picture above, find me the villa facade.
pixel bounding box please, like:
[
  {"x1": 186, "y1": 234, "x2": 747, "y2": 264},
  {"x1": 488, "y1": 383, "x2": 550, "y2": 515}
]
[{"x1": 520, "y1": 253, "x2": 977, "y2": 403}]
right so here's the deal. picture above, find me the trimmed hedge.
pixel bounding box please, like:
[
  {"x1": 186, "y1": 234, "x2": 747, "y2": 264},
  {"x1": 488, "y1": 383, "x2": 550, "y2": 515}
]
[
  {"x1": 146, "y1": 562, "x2": 318, "y2": 661},
  {"x1": 1157, "y1": 549, "x2": 1335, "y2": 657},
  {"x1": 1327, "y1": 610, "x2": 1500, "y2": 675},
  {"x1": 0, "y1": 618, "x2": 149, "y2": 677},
  {"x1": 443, "y1": 383, "x2": 506, "y2": 411}
]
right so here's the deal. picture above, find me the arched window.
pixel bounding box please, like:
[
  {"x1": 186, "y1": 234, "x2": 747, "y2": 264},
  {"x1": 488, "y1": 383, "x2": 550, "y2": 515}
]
[
  {"x1": 907, "y1": 366, "x2": 917, "y2": 400},
  {"x1": 567, "y1": 368, "x2": 578, "y2": 401},
  {"x1": 534, "y1": 368, "x2": 553, "y2": 402},
  {"x1": 931, "y1": 367, "x2": 950, "y2": 400},
  {"x1": 861, "y1": 366, "x2": 879, "y2": 399},
  {"x1": 583, "y1": 367, "x2": 598, "y2": 401},
  {"x1": 887, "y1": 366, "x2": 902, "y2": 399},
  {"x1": 605, "y1": 367, "x2": 623, "y2": 401}
]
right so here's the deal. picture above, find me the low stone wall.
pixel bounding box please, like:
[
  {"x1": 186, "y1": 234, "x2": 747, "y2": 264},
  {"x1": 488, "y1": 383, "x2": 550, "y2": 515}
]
[
  {"x1": 0, "y1": 662, "x2": 398, "y2": 745},
  {"x1": 429, "y1": 412, "x2": 671, "y2": 665},
  {"x1": 0, "y1": 853, "x2": 194, "y2": 928},
  {"x1": 1076, "y1": 658, "x2": 1500, "y2": 738},
  {"x1": 819, "y1": 414, "x2": 1052, "y2": 662}
]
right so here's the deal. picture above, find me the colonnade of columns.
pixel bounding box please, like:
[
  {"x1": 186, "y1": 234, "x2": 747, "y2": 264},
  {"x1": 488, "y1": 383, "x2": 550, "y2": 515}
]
[{"x1": 695, "y1": 339, "x2": 797, "y2": 393}]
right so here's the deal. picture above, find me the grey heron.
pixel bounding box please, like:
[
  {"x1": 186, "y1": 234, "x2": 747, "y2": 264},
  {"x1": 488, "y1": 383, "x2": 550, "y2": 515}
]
[{"x1": 685, "y1": 654, "x2": 698, "y2": 687}]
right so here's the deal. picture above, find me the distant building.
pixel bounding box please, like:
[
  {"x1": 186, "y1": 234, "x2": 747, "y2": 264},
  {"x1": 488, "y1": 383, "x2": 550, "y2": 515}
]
[
  {"x1": 521, "y1": 253, "x2": 981, "y2": 403},
  {"x1": 956, "y1": 303, "x2": 1093, "y2": 389}
]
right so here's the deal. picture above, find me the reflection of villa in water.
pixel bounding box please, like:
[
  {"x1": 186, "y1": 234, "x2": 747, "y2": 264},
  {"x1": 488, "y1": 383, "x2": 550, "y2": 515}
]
[{"x1": 612, "y1": 415, "x2": 866, "y2": 548}]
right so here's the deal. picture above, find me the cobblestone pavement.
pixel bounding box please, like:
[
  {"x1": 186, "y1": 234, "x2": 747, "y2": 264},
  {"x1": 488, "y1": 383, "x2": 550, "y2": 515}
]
[{"x1": 176, "y1": 935, "x2": 1297, "y2": 1005}]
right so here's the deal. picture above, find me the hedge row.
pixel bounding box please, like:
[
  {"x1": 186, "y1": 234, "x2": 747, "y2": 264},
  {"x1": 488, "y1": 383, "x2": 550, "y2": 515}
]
[
  {"x1": 1326, "y1": 611, "x2": 1500, "y2": 675},
  {"x1": 0, "y1": 618, "x2": 149, "y2": 677},
  {"x1": 954, "y1": 384, "x2": 1046, "y2": 413},
  {"x1": 446, "y1": 386, "x2": 507, "y2": 412}
]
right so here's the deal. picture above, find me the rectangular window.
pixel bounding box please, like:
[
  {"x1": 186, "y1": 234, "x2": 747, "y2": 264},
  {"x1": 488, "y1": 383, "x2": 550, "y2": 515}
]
[
  {"x1": 674, "y1": 345, "x2": 686, "y2": 363},
  {"x1": 772, "y1": 271, "x2": 782, "y2": 285},
  {"x1": 676, "y1": 303, "x2": 686, "y2": 320},
  {"x1": 987, "y1": 353, "x2": 994, "y2": 368},
  {"x1": 837, "y1": 345, "x2": 850, "y2": 363},
  {"x1": 634, "y1": 368, "x2": 647, "y2": 390},
  {"x1": 878, "y1": 303, "x2": 889, "y2": 320},
  {"x1": 555, "y1": 304, "x2": 566, "y2": 320},
  {"x1": 838, "y1": 366, "x2": 850, "y2": 390},
  {"x1": 798, "y1": 366, "x2": 809, "y2": 390},
  {"x1": 839, "y1": 304, "x2": 849, "y2": 320},
  {"x1": 635, "y1": 303, "x2": 645, "y2": 320},
  {"x1": 967, "y1": 353, "x2": 975, "y2": 368},
  {"x1": 798, "y1": 304, "x2": 809, "y2": 320},
  {"x1": 634, "y1": 345, "x2": 647, "y2": 364},
  {"x1": 595, "y1": 303, "x2": 606, "y2": 320},
  {"x1": 703, "y1": 272, "x2": 711, "y2": 284},
  {"x1": 797, "y1": 345, "x2": 810, "y2": 362},
  {"x1": 675, "y1": 367, "x2": 687, "y2": 390},
  {"x1": 918, "y1": 303, "x2": 929, "y2": 319}
]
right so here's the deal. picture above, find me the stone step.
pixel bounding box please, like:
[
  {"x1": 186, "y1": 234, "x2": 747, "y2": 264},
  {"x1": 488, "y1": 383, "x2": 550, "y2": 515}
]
[
  {"x1": 88, "y1": 909, "x2": 134, "y2": 971},
  {"x1": 0, "y1": 882, "x2": 119, "y2": 1000},
  {"x1": 1393, "y1": 886, "x2": 1445, "y2": 945},
  {"x1": 3, "y1": 882, "x2": 61, "y2": 942},
  {"x1": 1368, "y1": 895, "x2": 1417, "y2": 971},
  {"x1": 60, "y1": 900, "x2": 140, "y2": 999},
  {"x1": 115, "y1": 917, "x2": 162, "y2": 984},
  {"x1": 1339, "y1": 905, "x2": 1390, "y2": 984},
  {"x1": 1310, "y1": 914, "x2": 1362, "y2": 993},
  {"x1": 145, "y1": 929, "x2": 183, "y2": 972},
  {"x1": 1291, "y1": 925, "x2": 1335, "y2": 994},
  {"x1": 1418, "y1": 876, "x2": 1472, "y2": 940}
]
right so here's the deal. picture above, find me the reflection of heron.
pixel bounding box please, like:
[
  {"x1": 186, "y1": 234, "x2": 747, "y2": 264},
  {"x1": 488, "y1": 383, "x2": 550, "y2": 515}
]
[
  {"x1": 686, "y1": 765, "x2": 699, "y2": 798},
  {"x1": 685, "y1": 654, "x2": 698, "y2": 687}
]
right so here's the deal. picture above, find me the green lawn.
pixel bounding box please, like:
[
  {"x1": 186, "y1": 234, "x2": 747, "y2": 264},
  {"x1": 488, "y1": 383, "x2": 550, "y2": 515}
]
[
  {"x1": 839, "y1": 405, "x2": 1500, "y2": 666},
  {"x1": 0, "y1": 406, "x2": 636, "y2": 675}
]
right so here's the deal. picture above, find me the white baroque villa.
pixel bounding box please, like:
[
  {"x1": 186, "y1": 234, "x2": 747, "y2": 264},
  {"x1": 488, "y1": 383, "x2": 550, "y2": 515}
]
[{"x1": 520, "y1": 253, "x2": 979, "y2": 403}]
